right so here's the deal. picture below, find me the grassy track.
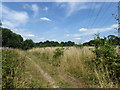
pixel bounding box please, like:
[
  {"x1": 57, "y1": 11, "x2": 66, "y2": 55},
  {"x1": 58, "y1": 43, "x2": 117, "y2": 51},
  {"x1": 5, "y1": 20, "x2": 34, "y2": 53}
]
[{"x1": 2, "y1": 46, "x2": 119, "y2": 88}]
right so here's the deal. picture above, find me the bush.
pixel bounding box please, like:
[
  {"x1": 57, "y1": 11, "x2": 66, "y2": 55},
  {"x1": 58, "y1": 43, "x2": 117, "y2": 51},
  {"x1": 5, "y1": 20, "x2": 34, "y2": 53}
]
[
  {"x1": 53, "y1": 48, "x2": 64, "y2": 58},
  {"x1": 52, "y1": 48, "x2": 64, "y2": 66},
  {"x1": 2, "y1": 49, "x2": 25, "y2": 88},
  {"x1": 93, "y1": 35, "x2": 120, "y2": 83}
]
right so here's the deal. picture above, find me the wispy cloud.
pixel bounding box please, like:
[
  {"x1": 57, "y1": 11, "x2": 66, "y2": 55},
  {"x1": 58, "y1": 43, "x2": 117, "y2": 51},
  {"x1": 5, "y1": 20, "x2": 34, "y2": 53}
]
[
  {"x1": 40, "y1": 17, "x2": 52, "y2": 21},
  {"x1": 65, "y1": 24, "x2": 117, "y2": 37},
  {"x1": 79, "y1": 28, "x2": 88, "y2": 31},
  {"x1": 79, "y1": 24, "x2": 117, "y2": 34},
  {"x1": 2, "y1": 5, "x2": 38, "y2": 40},
  {"x1": 74, "y1": 38, "x2": 81, "y2": 40},
  {"x1": 43, "y1": 7, "x2": 48, "y2": 12},
  {"x1": 74, "y1": 24, "x2": 118, "y2": 37},
  {"x1": 24, "y1": 34, "x2": 35, "y2": 37},
  {"x1": 31, "y1": 4, "x2": 39, "y2": 17},
  {"x1": 2, "y1": 5, "x2": 29, "y2": 28},
  {"x1": 57, "y1": 2, "x2": 101, "y2": 17},
  {"x1": 66, "y1": 3, "x2": 88, "y2": 17},
  {"x1": 24, "y1": 4, "x2": 39, "y2": 17}
]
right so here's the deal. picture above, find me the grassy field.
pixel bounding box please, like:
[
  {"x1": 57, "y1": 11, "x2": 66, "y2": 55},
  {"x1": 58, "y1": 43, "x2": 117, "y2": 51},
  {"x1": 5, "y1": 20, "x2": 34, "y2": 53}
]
[{"x1": 2, "y1": 46, "x2": 120, "y2": 88}]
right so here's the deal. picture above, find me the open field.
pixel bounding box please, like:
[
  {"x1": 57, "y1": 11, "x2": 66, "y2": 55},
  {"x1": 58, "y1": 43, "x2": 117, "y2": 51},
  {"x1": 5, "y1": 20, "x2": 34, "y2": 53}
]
[
  {"x1": 2, "y1": 46, "x2": 120, "y2": 88},
  {"x1": 1, "y1": 2, "x2": 120, "y2": 89}
]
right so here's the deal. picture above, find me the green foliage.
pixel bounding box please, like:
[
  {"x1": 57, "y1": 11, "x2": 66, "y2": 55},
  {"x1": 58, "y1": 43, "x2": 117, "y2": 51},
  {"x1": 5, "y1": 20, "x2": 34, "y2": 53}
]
[
  {"x1": 67, "y1": 68, "x2": 82, "y2": 78},
  {"x1": 75, "y1": 44, "x2": 83, "y2": 48},
  {"x1": 83, "y1": 34, "x2": 120, "y2": 46},
  {"x1": 52, "y1": 48, "x2": 64, "y2": 66},
  {"x1": 35, "y1": 41, "x2": 75, "y2": 47},
  {"x1": 26, "y1": 80, "x2": 41, "y2": 88},
  {"x1": 57, "y1": 81, "x2": 71, "y2": 87},
  {"x1": 2, "y1": 49, "x2": 25, "y2": 88},
  {"x1": 93, "y1": 34, "x2": 120, "y2": 83},
  {"x1": 53, "y1": 48, "x2": 64, "y2": 58},
  {"x1": 22, "y1": 39, "x2": 34, "y2": 50},
  {"x1": 2, "y1": 28, "x2": 23, "y2": 48},
  {"x1": 2, "y1": 27, "x2": 75, "y2": 49}
]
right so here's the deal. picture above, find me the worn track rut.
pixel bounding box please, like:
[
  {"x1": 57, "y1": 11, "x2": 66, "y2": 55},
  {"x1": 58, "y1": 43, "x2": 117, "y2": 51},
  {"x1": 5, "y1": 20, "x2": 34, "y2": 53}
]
[{"x1": 27, "y1": 57, "x2": 59, "y2": 88}]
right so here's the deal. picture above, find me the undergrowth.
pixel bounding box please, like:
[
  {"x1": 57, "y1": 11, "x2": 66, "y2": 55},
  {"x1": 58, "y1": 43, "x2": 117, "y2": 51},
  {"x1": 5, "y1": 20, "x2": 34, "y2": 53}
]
[{"x1": 2, "y1": 49, "x2": 26, "y2": 88}]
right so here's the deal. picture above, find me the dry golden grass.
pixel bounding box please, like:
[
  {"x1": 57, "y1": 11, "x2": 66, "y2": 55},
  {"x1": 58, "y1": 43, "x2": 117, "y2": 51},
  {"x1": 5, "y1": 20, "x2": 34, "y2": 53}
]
[{"x1": 13, "y1": 46, "x2": 118, "y2": 88}]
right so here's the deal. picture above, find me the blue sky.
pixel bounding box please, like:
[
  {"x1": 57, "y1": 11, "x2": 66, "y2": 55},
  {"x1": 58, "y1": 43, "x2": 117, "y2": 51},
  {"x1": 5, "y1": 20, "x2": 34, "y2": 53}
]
[{"x1": 1, "y1": 2, "x2": 118, "y2": 43}]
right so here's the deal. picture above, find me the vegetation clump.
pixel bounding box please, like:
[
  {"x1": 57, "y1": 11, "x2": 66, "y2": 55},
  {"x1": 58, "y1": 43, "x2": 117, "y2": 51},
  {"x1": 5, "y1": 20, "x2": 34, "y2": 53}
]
[
  {"x1": 53, "y1": 48, "x2": 64, "y2": 58},
  {"x1": 52, "y1": 48, "x2": 64, "y2": 66},
  {"x1": 2, "y1": 49, "x2": 25, "y2": 88},
  {"x1": 92, "y1": 34, "x2": 120, "y2": 85}
]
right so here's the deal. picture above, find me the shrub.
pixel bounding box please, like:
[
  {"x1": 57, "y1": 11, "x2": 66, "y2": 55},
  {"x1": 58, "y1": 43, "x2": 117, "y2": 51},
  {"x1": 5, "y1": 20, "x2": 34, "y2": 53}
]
[
  {"x1": 53, "y1": 48, "x2": 64, "y2": 58},
  {"x1": 2, "y1": 49, "x2": 25, "y2": 88},
  {"x1": 52, "y1": 48, "x2": 64, "y2": 66},
  {"x1": 93, "y1": 35, "x2": 120, "y2": 83}
]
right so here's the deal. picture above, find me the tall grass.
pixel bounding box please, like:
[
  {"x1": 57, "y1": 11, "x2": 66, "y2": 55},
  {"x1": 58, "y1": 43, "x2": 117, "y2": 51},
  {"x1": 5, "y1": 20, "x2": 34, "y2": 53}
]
[
  {"x1": 28, "y1": 46, "x2": 119, "y2": 88},
  {"x1": 2, "y1": 46, "x2": 119, "y2": 88},
  {"x1": 2, "y1": 49, "x2": 26, "y2": 88}
]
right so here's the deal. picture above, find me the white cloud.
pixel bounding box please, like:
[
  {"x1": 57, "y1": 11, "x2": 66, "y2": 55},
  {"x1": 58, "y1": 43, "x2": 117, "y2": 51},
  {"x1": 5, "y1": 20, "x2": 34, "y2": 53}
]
[
  {"x1": 66, "y1": 3, "x2": 88, "y2": 17},
  {"x1": 23, "y1": 4, "x2": 39, "y2": 17},
  {"x1": 2, "y1": 5, "x2": 29, "y2": 28},
  {"x1": 79, "y1": 24, "x2": 117, "y2": 33},
  {"x1": 73, "y1": 24, "x2": 118, "y2": 37},
  {"x1": 74, "y1": 38, "x2": 81, "y2": 40},
  {"x1": 40, "y1": 17, "x2": 52, "y2": 21},
  {"x1": 10, "y1": 28, "x2": 36, "y2": 38},
  {"x1": 57, "y1": 2, "x2": 101, "y2": 17},
  {"x1": 2, "y1": 5, "x2": 42, "y2": 41},
  {"x1": 79, "y1": 28, "x2": 88, "y2": 31},
  {"x1": 31, "y1": 4, "x2": 39, "y2": 17},
  {"x1": 24, "y1": 34, "x2": 35, "y2": 37},
  {"x1": 43, "y1": 7, "x2": 48, "y2": 11}
]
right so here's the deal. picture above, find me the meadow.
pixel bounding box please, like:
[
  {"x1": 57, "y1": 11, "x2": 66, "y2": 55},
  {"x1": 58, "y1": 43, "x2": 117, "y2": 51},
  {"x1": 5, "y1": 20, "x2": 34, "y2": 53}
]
[{"x1": 2, "y1": 46, "x2": 120, "y2": 88}]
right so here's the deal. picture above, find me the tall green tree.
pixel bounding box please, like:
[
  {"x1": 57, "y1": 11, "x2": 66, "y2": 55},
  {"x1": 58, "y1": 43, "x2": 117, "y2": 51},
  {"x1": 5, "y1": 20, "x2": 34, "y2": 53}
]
[
  {"x1": 22, "y1": 39, "x2": 34, "y2": 50},
  {"x1": 2, "y1": 28, "x2": 23, "y2": 48}
]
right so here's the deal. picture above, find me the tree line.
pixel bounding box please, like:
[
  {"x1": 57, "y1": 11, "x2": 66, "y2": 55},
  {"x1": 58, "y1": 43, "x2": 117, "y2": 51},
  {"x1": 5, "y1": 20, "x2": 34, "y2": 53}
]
[
  {"x1": 83, "y1": 34, "x2": 120, "y2": 46},
  {"x1": 2, "y1": 28, "x2": 75, "y2": 50},
  {"x1": 1, "y1": 27, "x2": 120, "y2": 50}
]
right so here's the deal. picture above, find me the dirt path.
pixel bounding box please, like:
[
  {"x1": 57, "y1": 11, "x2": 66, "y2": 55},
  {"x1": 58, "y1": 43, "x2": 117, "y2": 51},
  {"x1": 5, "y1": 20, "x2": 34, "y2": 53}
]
[
  {"x1": 58, "y1": 68, "x2": 86, "y2": 88},
  {"x1": 26, "y1": 56, "x2": 59, "y2": 88}
]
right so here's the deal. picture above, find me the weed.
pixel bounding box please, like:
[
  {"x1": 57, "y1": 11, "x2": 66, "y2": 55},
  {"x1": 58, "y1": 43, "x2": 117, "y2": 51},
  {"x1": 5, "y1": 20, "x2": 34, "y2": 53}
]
[{"x1": 52, "y1": 48, "x2": 64, "y2": 66}]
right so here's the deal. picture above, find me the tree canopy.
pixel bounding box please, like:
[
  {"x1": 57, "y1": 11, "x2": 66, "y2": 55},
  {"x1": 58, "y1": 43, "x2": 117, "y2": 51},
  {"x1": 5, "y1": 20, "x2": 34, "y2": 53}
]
[{"x1": 2, "y1": 28, "x2": 23, "y2": 48}]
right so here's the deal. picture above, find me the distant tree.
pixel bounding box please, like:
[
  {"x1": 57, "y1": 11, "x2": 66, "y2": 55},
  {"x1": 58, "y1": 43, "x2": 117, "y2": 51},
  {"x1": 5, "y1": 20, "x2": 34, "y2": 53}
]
[
  {"x1": 107, "y1": 35, "x2": 120, "y2": 45},
  {"x1": 22, "y1": 39, "x2": 34, "y2": 50},
  {"x1": 83, "y1": 34, "x2": 120, "y2": 46},
  {"x1": 67, "y1": 41, "x2": 75, "y2": 46}
]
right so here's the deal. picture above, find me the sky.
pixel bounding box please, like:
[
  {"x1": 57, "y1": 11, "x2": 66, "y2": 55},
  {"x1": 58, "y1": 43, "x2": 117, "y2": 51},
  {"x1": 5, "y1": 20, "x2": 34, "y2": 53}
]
[{"x1": 1, "y1": 2, "x2": 119, "y2": 44}]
